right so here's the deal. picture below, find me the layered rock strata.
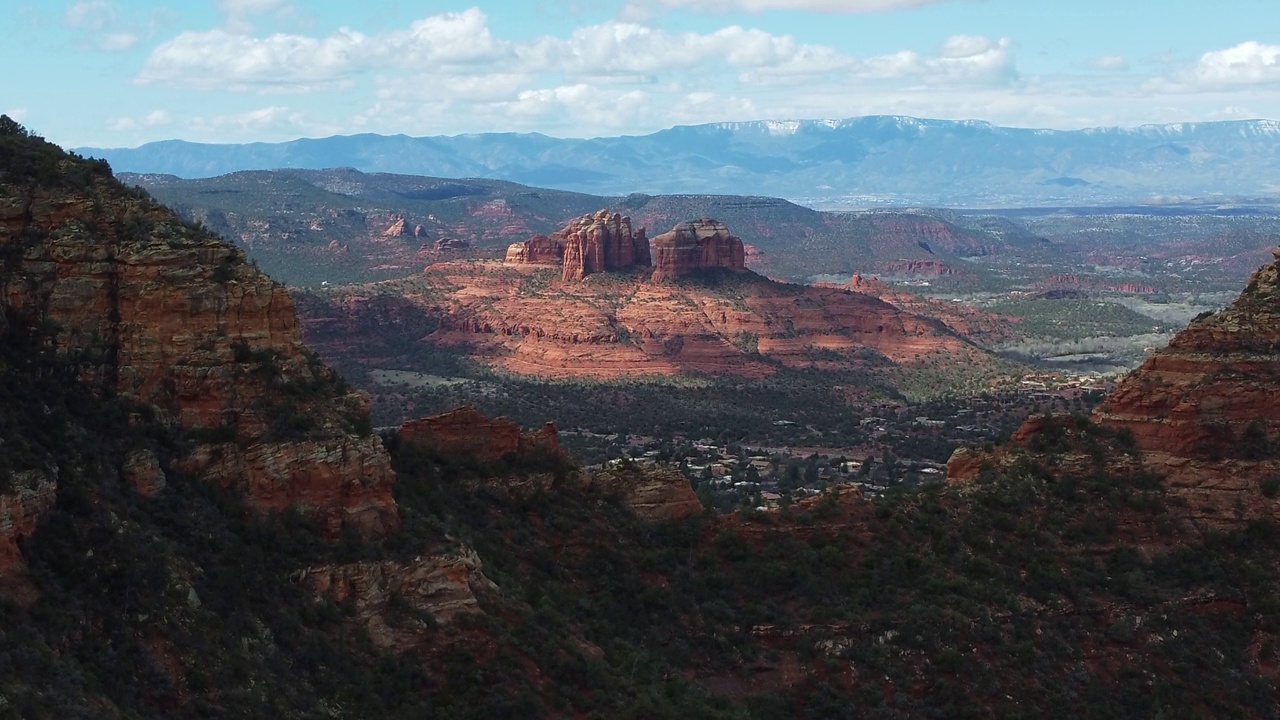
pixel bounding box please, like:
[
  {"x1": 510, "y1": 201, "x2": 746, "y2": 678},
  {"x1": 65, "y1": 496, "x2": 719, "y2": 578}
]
[
  {"x1": 0, "y1": 133, "x2": 398, "y2": 547},
  {"x1": 504, "y1": 209, "x2": 651, "y2": 281},
  {"x1": 950, "y1": 249, "x2": 1280, "y2": 534},
  {"x1": 650, "y1": 218, "x2": 746, "y2": 282},
  {"x1": 1091, "y1": 252, "x2": 1280, "y2": 529},
  {"x1": 399, "y1": 406, "x2": 561, "y2": 463},
  {"x1": 300, "y1": 547, "x2": 499, "y2": 651}
]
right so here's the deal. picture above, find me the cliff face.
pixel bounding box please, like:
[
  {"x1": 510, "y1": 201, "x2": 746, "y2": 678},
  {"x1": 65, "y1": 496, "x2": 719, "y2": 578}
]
[
  {"x1": 309, "y1": 259, "x2": 981, "y2": 380},
  {"x1": 650, "y1": 218, "x2": 745, "y2": 282},
  {"x1": 504, "y1": 233, "x2": 564, "y2": 264},
  {"x1": 504, "y1": 209, "x2": 651, "y2": 281},
  {"x1": 0, "y1": 123, "x2": 398, "y2": 552},
  {"x1": 399, "y1": 406, "x2": 561, "y2": 464},
  {"x1": 949, "y1": 249, "x2": 1280, "y2": 534},
  {"x1": 1090, "y1": 251, "x2": 1280, "y2": 530}
]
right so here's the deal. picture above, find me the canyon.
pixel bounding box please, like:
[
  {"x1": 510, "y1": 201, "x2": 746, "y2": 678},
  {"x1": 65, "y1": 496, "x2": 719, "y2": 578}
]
[{"x1": 8, "y1": 119, "x2": 1280, "y2": 718}]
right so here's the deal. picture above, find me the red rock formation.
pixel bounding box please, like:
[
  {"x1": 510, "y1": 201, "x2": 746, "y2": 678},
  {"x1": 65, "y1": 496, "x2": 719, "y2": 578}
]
[
  {"x1": 591, "y1": 464, "x2": 703, "y2": 521},
  {"x1": 1090, "y1": 253, "x2": 1280, "y2": 530},
  {"x1": 880, "y1": 259, "x2": 965, "y2": 277},
  {"x1": 308, "y1": 259, "x2": 984, "y2": 381},
  {"x1": 0, "y1": 156, "x2": 399, "y2": 547},
  {"x1": 505, "y1": 233, "x2": 565, "y2": 264},
  {"x1": 1035, "y1": 274, "x2": 1158, "y2": 295},
  {"x1": 561, "y1": 210, "x2": 651, "y2": 281},
  {"x1": 399, "y1": 406, "x2": 563, "y2": 463},
  {"x1": 123, "y1": 450, "x2": 167, "y2": 498},
  {"x1": 504, "y1": 210, "x2": 651, "y2": 281},
  {"x1": 650, "y1": 218, "x2": 746, "y2": 282},
  {"x1": 300, "y1": 547, "x2": 499, "y2": 650},
  {"x1": 847, "y1": 271, "x2": 893, "y2": 294},
  {"x1": 950, "y1": 250, "x2": 1280, "y2": 535},
  {"x1": 0, "y1": 471, "x2": 57, "y2": 574},
  {"x1": 382, "y1": 214, "x2": 409, "y2": 237}
]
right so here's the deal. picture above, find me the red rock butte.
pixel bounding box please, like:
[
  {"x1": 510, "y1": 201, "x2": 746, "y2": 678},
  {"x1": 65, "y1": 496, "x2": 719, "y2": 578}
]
[
  {"x1": 505, "y1": 211, "x2": 747, "y2": 283},
  {"x1": 649, "y1": 218, "x2": 746, "y2": 283},
  {"x1": 505, "y1": 209, "x2": 650, "y2": 282}
]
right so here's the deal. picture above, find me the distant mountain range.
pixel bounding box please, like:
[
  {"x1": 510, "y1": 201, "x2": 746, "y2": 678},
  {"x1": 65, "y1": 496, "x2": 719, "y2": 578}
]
[{"x1": 80, "y1": 116, "x2": 1280, "y2": 207}]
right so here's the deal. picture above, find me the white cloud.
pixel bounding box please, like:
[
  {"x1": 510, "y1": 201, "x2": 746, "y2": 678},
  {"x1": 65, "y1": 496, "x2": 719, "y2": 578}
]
[
  {"x1": 137, "y1": 9, "x2": 510, "y2": 90},
  {"x1": 133, "y1": 10, "x2": 1035, "y2": 140},
  {"x1": 1158, "y1": 41, "x2": 1280, "y2": 91},
  {"x1": 5, "y1": 108, "x2": 28, "y2": 123},
  {"x1": 859, "y1": 35, "x2": 1016, "y2": 85},
  {"x1": 1090, "y1": 55, "x2": 1128, "y2": 72},
  {"x1": 521, "y1": 22, "x2": 851, "y2": 78}
]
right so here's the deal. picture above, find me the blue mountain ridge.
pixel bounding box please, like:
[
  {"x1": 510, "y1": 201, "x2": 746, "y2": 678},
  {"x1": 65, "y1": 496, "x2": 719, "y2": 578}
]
[{"x1": 77, "y1": 116, "x2": 1280, "y2": 208}]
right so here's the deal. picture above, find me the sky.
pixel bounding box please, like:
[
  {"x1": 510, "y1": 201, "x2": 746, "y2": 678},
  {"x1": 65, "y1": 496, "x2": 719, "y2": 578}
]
[{"x1": 4, "y1": 0, "x2": 1280, "y2": 148}]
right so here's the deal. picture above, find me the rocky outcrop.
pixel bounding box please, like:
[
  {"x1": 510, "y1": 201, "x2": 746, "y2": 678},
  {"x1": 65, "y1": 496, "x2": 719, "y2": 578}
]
[
  {"x1": 560, "y1": 210, "x2": 651, "y2": 281},
  {"x1": 0, "y1": 126, "x2": 398, "y2": 544},
  {"x1": 183, "y1": 436, "x2": 399, "y2": 538},
  {"x1": 950, "y1": 250, "x2": 1280, "y2": 534},
  {"x1": 504, "y1": 210, "x2": 651, "y2": 281},
  {"x1": 300, "y1": 547, "x2": 499, "y2": 651},
  {"x1": 399, "y1": 406, "x2": 562, "y2": 464},
  {"x1": 504, "y1": 233, "x2": 565, "y2": 264},
  {"x1": 880, "y1": 259, "x2": 965, "y2": 277},
  {"x1": 0, "y1": 470, "x2": 57, "y2": 574},
  {"x1": 123, "y1": 449, "x2": 167, "y2": 498},
  {"x1": 311, "y1": 258, "x2": 981, "y2": 380},
  {"x1": 1090, "y1": 252, "x2": 1280, "y2": 530},
  {"x1": 591, "y1": 464, "x2": 703, "y2": 521},
  {"x1": 1035, "y1": 274, "x2": 1158, "y2": 295},
  {"x1": 650, "y1": 218, "x2": 745, "y2": 282},
  {"x1": 382, "y1": 214, "x2": 409, "y2": 237}
]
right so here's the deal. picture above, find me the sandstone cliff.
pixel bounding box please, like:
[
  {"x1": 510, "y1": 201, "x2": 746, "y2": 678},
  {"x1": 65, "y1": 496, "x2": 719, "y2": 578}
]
[
  {"x1": 950, "y1": 248, "x2": 1280, "y2": 534},
  {"x1": 590, "y1": 464, "x2": 703, "y2": 522},
  {"x1": 1090, "y1": 250, "x2": 1280, "y2": 530},
  {"x1": 0, "y1": 122, "x2": 398, "y2": 553},
  {"x1": 650, "y1": 218, "x2": 745, "y2": 282},
  {"x1": 399, "y1": 405, "x2": 561, "y2": 463},
  {"x1": 504, "y1": 209, "x2": 651, "y2": 281}
]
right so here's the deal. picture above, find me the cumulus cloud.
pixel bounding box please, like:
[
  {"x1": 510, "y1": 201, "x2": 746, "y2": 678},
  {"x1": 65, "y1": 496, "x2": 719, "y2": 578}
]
[
  {"x1": 1090, "y1": 55, "x2": 1128, "y2": 72},
  {"x1": 520, "y1": 21, "x2": 851, "y2": 78},
  {"x1": 137, "y1": 9, "x2": 510, "y2": 90},
  {"x1": 1158, "y1": 41, "x2": 1280, "y2": 91},
  {"x1": 859, "y1": 35, "x2": 1016, "y2": 85},
  {"x1": 134, "y1": 9, "x2": 1029, "y2": 139},
  {"x1": 137, "y1": 10, "x2": 943, "y2": 92}
]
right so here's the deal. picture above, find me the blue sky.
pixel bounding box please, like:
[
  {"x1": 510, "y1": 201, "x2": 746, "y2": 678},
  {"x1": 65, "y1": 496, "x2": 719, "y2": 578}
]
[{"x1": 5, "y1": 0, "x2": 1280, "y2": 147}]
